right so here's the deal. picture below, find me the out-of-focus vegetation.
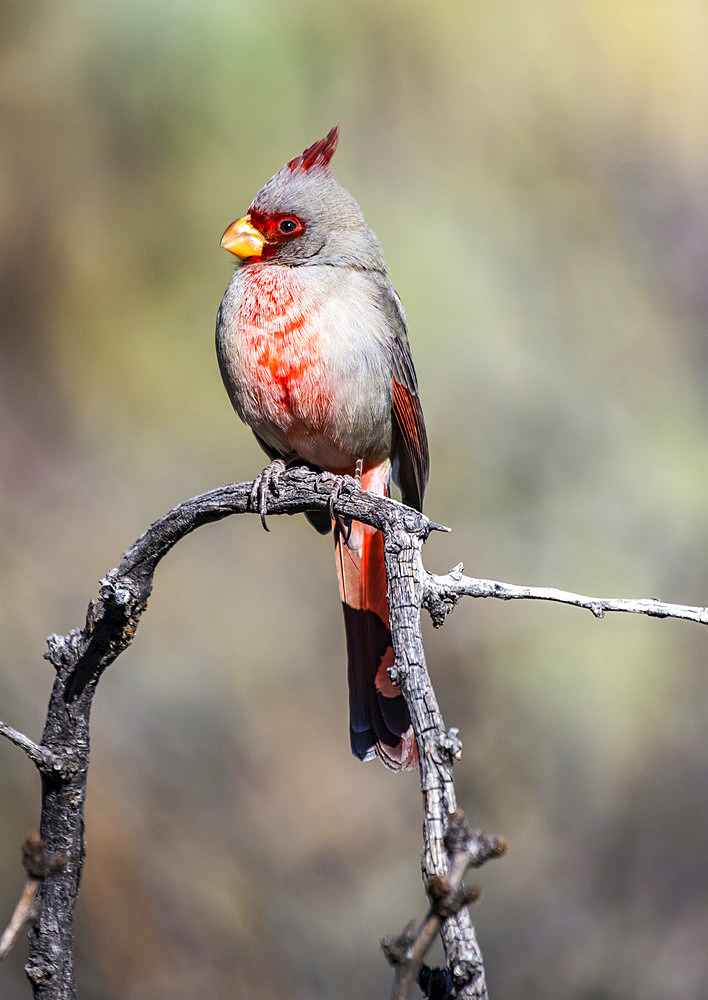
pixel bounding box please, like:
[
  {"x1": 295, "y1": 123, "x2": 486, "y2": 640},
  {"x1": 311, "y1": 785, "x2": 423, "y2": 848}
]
[{"x1": 1, "y1": 2, "x2": 706, "y2": 997}]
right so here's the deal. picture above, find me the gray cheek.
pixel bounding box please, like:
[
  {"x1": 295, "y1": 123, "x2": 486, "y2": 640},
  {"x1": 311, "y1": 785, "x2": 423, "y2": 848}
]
[{"x1": 279, "y1": 227, "x2": 327, "y2": 264}]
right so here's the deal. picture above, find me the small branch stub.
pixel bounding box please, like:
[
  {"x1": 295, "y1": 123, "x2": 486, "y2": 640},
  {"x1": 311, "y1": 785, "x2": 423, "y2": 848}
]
[
  {"x1": 427, "y1": 875, "x2": 481, "y2": 918},
  {"x1": 381, "y1": 920, "x2": 417, "y2": 969},
  {"x1": 0, "y1": 722, "x2": 66, "y2": 777},
  {"x1": 21, "y1": 833, "x2": 69, "y2": 882},
  {"x1": 436, "y1": 728, "x2": 464, "y2": 763}
]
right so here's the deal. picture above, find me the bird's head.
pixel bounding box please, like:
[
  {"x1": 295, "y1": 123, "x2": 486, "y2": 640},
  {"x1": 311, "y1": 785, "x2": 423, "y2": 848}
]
[{"x1": 221, "y1": 126, "x2": 385, "y2": 271}]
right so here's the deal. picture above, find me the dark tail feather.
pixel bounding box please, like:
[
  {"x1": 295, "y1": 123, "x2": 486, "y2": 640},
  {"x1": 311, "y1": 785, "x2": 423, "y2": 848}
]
[{"x1": 334, "y1": 466, "x2": 417, "y2": 771}]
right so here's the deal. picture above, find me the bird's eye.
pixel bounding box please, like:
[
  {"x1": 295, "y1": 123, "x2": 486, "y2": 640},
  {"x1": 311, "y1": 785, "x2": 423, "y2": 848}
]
[{"x1": 277, "y1": 217, "x2": 301, "y2": 235}]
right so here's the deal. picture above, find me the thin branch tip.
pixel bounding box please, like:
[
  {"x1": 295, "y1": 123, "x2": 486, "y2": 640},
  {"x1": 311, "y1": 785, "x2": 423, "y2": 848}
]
[{"x1": 425, "y1": 571, "x2": 708, "y2": 626}]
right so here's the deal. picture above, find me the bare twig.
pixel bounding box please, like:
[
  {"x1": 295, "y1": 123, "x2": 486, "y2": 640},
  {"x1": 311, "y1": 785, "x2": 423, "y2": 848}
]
[
  {"x1": 0, "y1": 876, "x2": 39, "y2": 962},
  {"x1": 424, "y1": 564, "x2": 708, "y2": 627},
  {"x1": 0, "y1": 723, "x2": 63, "y2": 776},
  {"x1": 0, "y1": 879, "x2": 40, "y2": 962}
]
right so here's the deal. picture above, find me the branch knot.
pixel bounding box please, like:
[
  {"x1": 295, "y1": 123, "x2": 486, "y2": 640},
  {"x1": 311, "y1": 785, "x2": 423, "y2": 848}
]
[
  {"x1": 99, "y1": 572, "x2": 138, "y2": 607},
  {"x1": 434, "y1": 728, "x2": 463, "y2": 763},
  {"x1": 22, "y1": 832, "x2": 69, "y2": 880},
  {"x1": 422, "y1": 565, "x2": 465, "y2": 628},
  {"x1": 381, "y1": 919, "x2": 416, "y2": 967},
  {"x1": 25, "y1": 959, "x2": 59, "y2": 987},
  {"x1": 44, "y1": 629, "x2": 83, "y2": 670},
  {"x1": 426, "y1": 874, "x2": 481, "y2": 918},
  {"x1": 444, "y1": 809, "x2": 508, "y2": 868}
]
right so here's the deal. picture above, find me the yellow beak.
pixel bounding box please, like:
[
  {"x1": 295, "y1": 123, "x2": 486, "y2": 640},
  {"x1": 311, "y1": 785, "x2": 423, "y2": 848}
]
[{"x1": 220, "y1": 215, "x2": 265, "y2": 259}]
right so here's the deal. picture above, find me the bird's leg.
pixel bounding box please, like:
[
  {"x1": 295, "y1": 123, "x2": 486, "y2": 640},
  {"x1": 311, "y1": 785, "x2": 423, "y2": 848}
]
[
  {"x1": 338, "y1": 460, "x2": 364, "y2": 541},
  {"x1": 250, "y1": 458, "x2": 287, "y2": 532},
  {"x1": 317, "y1": 459, "x2": 364, "y2": 530}
]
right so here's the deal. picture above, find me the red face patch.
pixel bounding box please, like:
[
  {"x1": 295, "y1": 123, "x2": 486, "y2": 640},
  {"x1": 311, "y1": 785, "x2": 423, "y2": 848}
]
[{"x1": 248, "y1": 208, "x2": 306, "y2": 260}]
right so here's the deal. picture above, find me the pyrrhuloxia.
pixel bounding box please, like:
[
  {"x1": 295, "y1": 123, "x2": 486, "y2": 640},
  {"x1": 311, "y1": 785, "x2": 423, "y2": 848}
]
[{"x1": 216, "y1": 126, "x2": 429, "y2": 769}]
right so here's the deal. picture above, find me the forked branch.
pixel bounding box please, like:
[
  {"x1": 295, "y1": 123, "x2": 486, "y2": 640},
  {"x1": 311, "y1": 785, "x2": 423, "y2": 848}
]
[
  {"x1": 383, "y1": 811, "x2": 506, "y2": 1000},
  {"x1": 0, "y1": 467, "x2": 704, "y2": 999}
]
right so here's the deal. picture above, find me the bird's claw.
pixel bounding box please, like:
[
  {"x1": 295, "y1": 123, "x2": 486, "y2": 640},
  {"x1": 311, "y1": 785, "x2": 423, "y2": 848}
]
[
  {"x1": 316, "y1": 470, "x2": 360, "y2": 521},
  {"x1": 250, "y1": 459, "x2": 287, "y2": 531}
]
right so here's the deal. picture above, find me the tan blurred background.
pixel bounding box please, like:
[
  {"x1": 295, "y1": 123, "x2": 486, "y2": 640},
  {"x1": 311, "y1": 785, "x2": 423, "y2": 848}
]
[{"x1": 1, "y1": 1, "x2": 706, "y2": 997}]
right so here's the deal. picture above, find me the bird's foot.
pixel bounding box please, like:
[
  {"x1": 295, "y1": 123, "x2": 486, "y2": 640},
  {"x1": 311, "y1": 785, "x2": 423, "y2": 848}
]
[
  {"x1": 316, "y1": 469, "x2": 361, "y2": 521},
  {"x1": 250, "y1": 459, "x2": 287, "y2": 532}
]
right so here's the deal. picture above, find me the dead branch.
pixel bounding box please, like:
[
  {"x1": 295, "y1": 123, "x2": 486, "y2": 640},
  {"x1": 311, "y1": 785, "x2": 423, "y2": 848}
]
[
  {"x1": 0, "y1": 466, "x2": 704, "y2": 998},
  {"x1": 424, "y1": 564, "x2": 708, "y2": 627},
  {"x1": 0, "y1": 469, "x2": 445, "y2": 1000},
  {"x1": 382, "y1": 521, "x2": 491, "y2": 997}
]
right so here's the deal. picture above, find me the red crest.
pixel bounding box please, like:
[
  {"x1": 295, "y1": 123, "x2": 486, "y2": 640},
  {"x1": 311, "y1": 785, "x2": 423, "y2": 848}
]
[{"x1": 286, "y1": 125, "x2": 339, "y2": 173}]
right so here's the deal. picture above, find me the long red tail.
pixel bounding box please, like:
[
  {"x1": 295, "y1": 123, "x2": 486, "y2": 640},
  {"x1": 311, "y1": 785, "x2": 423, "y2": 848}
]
[{"x1": 334, "y1": 464, "x2": 418, "y2": 770}]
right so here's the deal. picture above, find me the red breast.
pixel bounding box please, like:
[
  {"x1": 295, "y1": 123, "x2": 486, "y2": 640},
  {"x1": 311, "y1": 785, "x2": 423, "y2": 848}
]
[{"x1": 238, "y1": 266, "x2": 329, "y2": 426}]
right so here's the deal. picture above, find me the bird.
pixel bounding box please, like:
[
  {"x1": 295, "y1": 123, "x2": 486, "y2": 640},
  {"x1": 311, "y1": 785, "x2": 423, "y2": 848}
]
[{"x1": 216, "y1": 126, "x2": 429, "y2": 770}]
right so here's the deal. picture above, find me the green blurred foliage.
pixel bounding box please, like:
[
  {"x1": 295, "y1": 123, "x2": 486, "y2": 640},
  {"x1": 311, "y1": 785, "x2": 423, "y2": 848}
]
[{"x1": 1, "y1": 1, "x2": 706, "y2": 997}]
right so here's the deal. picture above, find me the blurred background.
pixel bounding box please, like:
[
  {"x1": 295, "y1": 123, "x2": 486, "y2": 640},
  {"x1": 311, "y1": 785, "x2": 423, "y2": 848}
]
[{"x1": 1, "y1": 1, "x2": 706, "y2": 997}]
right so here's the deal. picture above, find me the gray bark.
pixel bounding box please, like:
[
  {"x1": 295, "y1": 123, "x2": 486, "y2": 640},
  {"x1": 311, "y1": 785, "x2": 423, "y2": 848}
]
[
  {"x1": 2, "y1": 470, "x2": 490, "y2": 999},
  {"x1": 6, "y1": 467, "x2": 699, "y2": 997}
]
